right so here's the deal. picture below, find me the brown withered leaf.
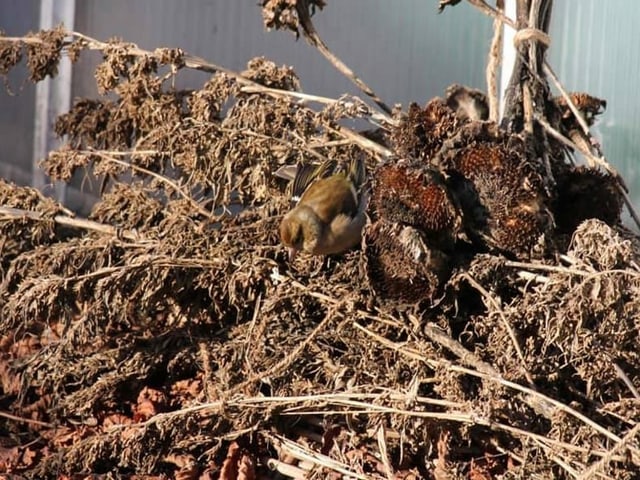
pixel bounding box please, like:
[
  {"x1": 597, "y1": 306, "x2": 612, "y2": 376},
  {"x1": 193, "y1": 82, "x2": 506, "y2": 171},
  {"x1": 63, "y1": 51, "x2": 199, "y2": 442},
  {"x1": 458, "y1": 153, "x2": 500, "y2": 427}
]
[
  {"x1": 25, "y1": 25, "x2": 66, "y2": 81},
  {"x1": 165, "y1": 453, "x2": 198, "y2": 480},
  {"x1": 0, "y1": 446, "x2": 21, "y2": 472},
  {"x1": 218, "y1": 442, "x2": 257, "y2": 480}
]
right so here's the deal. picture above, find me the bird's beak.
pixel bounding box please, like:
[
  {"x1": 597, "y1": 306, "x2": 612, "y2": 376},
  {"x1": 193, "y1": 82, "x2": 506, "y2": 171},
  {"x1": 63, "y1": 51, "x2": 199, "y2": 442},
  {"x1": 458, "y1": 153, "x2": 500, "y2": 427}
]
[{"x1": 287, "y1": 247, "x2": 298, "y2": 262}]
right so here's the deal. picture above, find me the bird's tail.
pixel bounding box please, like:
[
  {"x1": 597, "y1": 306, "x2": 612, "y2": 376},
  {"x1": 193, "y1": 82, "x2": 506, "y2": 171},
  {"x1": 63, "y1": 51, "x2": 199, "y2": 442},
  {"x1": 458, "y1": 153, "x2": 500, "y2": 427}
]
[
  {"x1": 347, "y1": 156, "x2": 367, "y2": 189},
  {"x1": 348, "y1": 156, "x2": 369, "y2": 214}
]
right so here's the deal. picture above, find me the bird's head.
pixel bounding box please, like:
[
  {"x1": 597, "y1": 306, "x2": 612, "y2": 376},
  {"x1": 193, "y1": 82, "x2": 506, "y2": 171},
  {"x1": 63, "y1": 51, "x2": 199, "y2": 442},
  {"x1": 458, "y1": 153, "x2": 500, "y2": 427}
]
[{"x1": 280, "y1": 206, "x2": 323, "y2": 261}]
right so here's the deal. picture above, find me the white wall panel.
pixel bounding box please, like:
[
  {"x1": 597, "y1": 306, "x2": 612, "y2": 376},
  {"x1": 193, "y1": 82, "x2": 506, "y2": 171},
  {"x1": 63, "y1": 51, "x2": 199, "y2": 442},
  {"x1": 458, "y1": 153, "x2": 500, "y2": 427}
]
[
  {"x1": 549, "y1": 0, "x2": 640, "y2": 209},
  {"x1": 0, "y1": 0, "x2": 39, "y2": 182},
  {"x1": 71, "y1": 1, "x2": 492, "y2": 104}
]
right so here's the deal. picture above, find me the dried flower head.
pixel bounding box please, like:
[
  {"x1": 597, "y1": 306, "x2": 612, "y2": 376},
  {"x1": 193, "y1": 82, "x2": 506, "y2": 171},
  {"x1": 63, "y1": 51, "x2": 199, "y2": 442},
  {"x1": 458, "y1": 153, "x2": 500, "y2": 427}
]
[
  {"x1": 25, "y1": 25, "x2": 66, "y2": 81},
  {"x1": 555, "y1": 92, "x2": 607, "y2": 126},
  {"x1": 391, "y1": 98, "x2": 461, "y2": 163},
  {"x1": 0, "y1": 32, "x2": 23, "y2": 75},
  {"x1": 261, "y1": 0, "x2": 326, "y2": 36},
  {"x1": 371, "y1": 162, "x2": 460, "y2": 249},
  {"x1": 443, "y1": 134, "x2": 552, "y2": 258},
  {"x1": 554, "y1": 167, "x2": 623, "y2": 234},
  {"x1": 363, "y1": 221, "x2": 451, "y2": 303}
]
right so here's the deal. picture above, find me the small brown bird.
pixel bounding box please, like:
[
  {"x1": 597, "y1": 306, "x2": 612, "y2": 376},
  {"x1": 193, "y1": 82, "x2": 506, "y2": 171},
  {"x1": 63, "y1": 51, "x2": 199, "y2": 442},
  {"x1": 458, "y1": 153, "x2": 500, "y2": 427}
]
[{"x1": 279, "y1": 157, "x2": 367, "y2": 261}]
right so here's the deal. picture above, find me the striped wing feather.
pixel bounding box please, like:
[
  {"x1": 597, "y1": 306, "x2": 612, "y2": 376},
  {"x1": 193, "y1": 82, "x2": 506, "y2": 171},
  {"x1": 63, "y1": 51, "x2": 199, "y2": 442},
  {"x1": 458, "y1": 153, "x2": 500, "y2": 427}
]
[{"x1": 291, "y1": 159, "x2": 337, "y2": 201}]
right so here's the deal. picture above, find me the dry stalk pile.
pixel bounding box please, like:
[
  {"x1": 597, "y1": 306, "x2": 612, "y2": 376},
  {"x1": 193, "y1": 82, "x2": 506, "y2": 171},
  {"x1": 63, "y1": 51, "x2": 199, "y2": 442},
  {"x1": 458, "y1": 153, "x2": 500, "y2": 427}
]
[{"x1": 0, "y1": 2, "x2": 638, "y2": 479}]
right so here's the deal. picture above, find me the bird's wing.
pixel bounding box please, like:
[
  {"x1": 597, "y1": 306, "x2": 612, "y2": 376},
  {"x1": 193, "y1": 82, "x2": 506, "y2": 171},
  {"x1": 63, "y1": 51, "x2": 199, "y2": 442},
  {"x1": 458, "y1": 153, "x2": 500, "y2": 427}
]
[
  {"x1": 274, "y1": 164, "x2": 299, "y2": 181},
  {"x1": 301, "y1": 176, "x2": 359, "y2": 223},
  {"x1": 291, "y1": 159, "x2": 337, "y2": 203},
  {"x1": 347, "y1": 156, "x2": 367, "y2": 190}
]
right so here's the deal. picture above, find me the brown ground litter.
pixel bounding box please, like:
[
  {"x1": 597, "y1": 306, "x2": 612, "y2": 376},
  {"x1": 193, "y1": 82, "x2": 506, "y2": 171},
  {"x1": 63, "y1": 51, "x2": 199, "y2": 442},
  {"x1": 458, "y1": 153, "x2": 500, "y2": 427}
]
[{"x1": 0, "y1": 3, "x2": 639, "y2": 478}]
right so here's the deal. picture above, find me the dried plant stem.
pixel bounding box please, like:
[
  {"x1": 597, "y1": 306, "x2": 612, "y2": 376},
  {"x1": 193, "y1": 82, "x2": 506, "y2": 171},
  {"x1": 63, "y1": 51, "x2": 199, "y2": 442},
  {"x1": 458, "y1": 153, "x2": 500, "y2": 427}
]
[
  {"x1": 266, "y1": 458, "x2": 310, "y2": 479},
  {"x1": 534, "y1": 114, "x2": 599, "y2": 161},
  {"x1": 108, "y1": 390, "x2": 463, "y2": 431},
  {"x1": 462, "y1": 273, "x2": 536, "y2": 389},
  {"x1": 611, "y1": 362, "x2": 640, "y2": 400},
  {"x1": 295, "y1": 0, "x2": 392, "y2": 116},
  {"x1": 216, "y1": 125, "x2": 329, "y2": 164},
  {"x1": 324, "y1": 123, "x2": 392, "y2": 159},
  {"x1": 542, "y1": 62, "x2": 591, "y2": 140},
  {"x1": 0, "y1": 36, "x2": 46, "y2": 44},
  {"x1": 505, "y1": 259, "x2": 591, "y2": 277},
  {"x1": 239, "y1": 84, "x2": 395, "y2": 126},
  {"x1": 12, "y1": 255, "x2": 226, "y2": 290},
  {"x1": 0, "y1": 410, "x2": 54, "y2": 428},
  {"x1": 619, "y1": 189, "x2": 640, "y2": 232},
  {"x1": 577, "y1": 423, "x2": 640, "y2": 480},
  {"x1": 267, "y1": 432, "x2": 370, "y2": 480},
  {"x1": 466, "y1": 0, "x2": 517, "y2": 28},
  {"x1": 411, "y1": 322, "x2": 499, "y2": 377},
  {"x1": 376, "y1": 425, "x2": 394, "y2": 480},
  {"x1": 69, "y1": 31, "x2": 250, "y2": 89},
  {"x1": 222, "y1": 306, "x2": 341, "y2": 399},
  {"x1": 505, "y1": 260, "x2": 640, "y2": 283},
  {"x1": 527, "y1": 0, "x2": 552, "y2": 66},
  {"x1": 522, "y1": 82, "x2": 534, "y2": 133},
  {"x1": 538, "y1": 443, "x2": 582, "y2": 479},
  {"x1": 89, "y1": 150, "x2": 215, "y2": 220},
  {"x1": 283, "y1": 407, "x2": 475, "y2": 423},
  {"x1": 76, "y1": 27, "x2": 394, "y2": 124},
  {"x1": 0, "y1": 206, "x2": 141, "y2": 241},
  {"x1": 487, "y1": 0, "x2": 504, "y2": 121},
  {"x1": 516, "y1": 270, "x2": 550, "y2": 284},
  {"x1": 281, "y1": 401, "x2": 468, "y2": 420},
  {"x1": 355, "y1": 320, "x2": 638, "y2": 459}
]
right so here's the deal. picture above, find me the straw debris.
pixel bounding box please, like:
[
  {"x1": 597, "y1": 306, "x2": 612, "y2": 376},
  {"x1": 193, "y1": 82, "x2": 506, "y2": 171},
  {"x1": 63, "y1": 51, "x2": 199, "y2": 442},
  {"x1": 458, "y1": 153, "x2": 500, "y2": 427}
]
[{"x1": 0, "y1": 5, "x2": 638, "y2": 478}]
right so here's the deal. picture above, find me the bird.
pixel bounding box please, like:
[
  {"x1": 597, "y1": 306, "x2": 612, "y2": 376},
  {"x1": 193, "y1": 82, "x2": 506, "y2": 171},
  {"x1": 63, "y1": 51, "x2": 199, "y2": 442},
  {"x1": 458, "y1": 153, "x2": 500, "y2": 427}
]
[{"x1": 279, "y1": 157, "x2": 368, "y2": 261}]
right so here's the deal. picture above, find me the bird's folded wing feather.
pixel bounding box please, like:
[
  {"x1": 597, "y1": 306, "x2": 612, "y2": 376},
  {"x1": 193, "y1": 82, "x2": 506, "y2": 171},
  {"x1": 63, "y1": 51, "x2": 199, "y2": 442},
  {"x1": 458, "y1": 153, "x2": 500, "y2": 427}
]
[
  {"x1": 347, "y1": 156, "x2": 366, "y2": 191},
  {"x1": 274, "y1": 164, "x2": 299, "y2": 181},
  {"x1": 291, "y1": 159, "x2": 337, "y2": 202},
  {"x1": 300, "y1": 176, "x2": 359, "y2": 223}
]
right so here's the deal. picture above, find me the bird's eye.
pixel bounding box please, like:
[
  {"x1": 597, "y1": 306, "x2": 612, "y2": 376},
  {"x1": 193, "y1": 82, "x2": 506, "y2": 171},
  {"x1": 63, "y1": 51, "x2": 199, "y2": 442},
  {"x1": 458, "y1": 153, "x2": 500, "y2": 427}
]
[{"x1": 291, "y1": 226, "x2": 303, "y2": 248}]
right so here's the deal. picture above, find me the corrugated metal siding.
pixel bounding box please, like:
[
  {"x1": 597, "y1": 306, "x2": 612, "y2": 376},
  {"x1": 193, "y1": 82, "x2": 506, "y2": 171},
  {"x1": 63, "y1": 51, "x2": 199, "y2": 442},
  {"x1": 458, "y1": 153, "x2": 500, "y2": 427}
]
[
  {"x1": 71, "y1": 0, "x2": 492, "y2": 103},
  {"x1": 549, "y1": 0, "x2": 640, "y2": 209},
  {"x1": 0, "y1": 0, "x2": 39, "y2": 183}
]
